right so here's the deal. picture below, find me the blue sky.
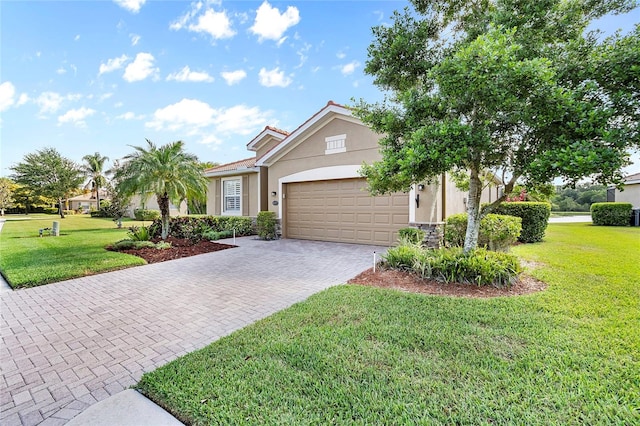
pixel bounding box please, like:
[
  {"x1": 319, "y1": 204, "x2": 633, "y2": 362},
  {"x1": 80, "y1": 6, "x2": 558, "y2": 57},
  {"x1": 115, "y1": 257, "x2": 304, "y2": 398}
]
[{"x1": 1, "y1": 0, "x2": 638, "y2": 177}]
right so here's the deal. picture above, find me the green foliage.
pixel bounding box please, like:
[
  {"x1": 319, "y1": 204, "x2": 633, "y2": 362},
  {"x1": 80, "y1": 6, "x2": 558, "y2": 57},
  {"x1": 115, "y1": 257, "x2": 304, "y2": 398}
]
[
  {"x1": 110, "y1": 239, "x2": 156, "y2": 250},
  {"x1": 115, "y1": 139, "x2": 208, "y2": 239},
  {"x1": 127, "y1": 226, "x2": 151, "y2": 241},
  {"x1": 491, "y1": 202, "x2": 551, "y2": 243},
  {"x1": 155, "y1": 241, "x2": 172, "y2": 250},
  {"x1": 134, "y1": 209, "x2": 161, "y2": 221},
  {"x1": 354, "y1": 1, "x2": 639, "y2": 251},
  {"x1": 256, "y1": 211, "x2": 278, "y2": 240},
  {"x1": 44, "y1": 207, "x2": 59, "y2": 215},
  {"x1": 445, "y1": 213, "x2": 522, "y2": 251},
  {"x1": 0, "y1": 177, "x2": 15, "y2": 214},
  {"x1": 201, "y1": 230, "x2": 233, "y2": 241},
  {"x1": 398, "y1": 227, "x2": 425, "y2": 244},
  {"x1": 591, "y1": 202, "x2": 632, "y2": 226},
  {"x1": 10, "y1": 147, "x2": 84, "y2": 218},
  {"x1": 62, "y1": 210, "x2": 75, "y2": 216},
  {"x1": 551, "y1": 184, "x2": 607, "y2": 211},
  {"x1": 82, "y1": 152, "x2": 109, "y2": 210},
  {"x1": 382, "y1": 241, "x2": 424, "y2": 271},
  {"x1": 148, "y1": 216, "x2": 254, "y2": 240}
]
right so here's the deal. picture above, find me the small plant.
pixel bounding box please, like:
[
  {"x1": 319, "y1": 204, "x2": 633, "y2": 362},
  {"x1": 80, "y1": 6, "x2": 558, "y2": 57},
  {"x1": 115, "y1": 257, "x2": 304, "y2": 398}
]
[
  {"x1": 257, "y1": 211, "x2": 278, "y2": 240},
  {"x1": 591, "y1": 202, "x2": 632, "y2": 226},
  {"x1": 202, "y1": 230, "x2": 234, "y2": 240},
  {"x1": 382, "y1": 240, "x2": 423, "y2": 270},
  {"x1": 155, "y1": 241, "x2": 172, "y2": 250},
  {"x1": 398, "y1": 227, "x2": 425, "y2": 244},
  {"x1": 127, "y1": 226, "x2": 151, "y2": 241}
]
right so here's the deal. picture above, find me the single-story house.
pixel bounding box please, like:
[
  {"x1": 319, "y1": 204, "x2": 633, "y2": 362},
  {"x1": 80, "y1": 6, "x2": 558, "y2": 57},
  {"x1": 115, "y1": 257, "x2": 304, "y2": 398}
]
[
  {"x1": 67, "y1": 192, "x2": 108, "y2": 213},
  {"x1": 205, "y1": 101, "x2": 499, "y2": 246},
  {"x1": 125, "y1": 194, "x2": 188, "y2": 219},
  {"x1": 607, "y1": 172, "x2": 640, "y2": 208}
]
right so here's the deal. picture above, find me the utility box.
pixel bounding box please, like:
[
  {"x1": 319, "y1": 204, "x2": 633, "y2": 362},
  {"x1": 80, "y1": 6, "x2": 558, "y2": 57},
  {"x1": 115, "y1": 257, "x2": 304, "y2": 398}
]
[
  {"x1": 52, "y1": 221, "x2": 60, "y2": 236},
  {"x1": 631, "y1": 209, "x2": 640, "y2": 227}
]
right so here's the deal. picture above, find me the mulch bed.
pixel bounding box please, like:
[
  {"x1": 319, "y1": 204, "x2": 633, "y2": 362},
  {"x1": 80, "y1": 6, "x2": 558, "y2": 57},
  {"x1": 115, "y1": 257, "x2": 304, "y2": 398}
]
[
  {"x1": 348, "y1": 267, "x2": 547, "y2": 298},
  {"x1": 113, "y1": 237, "x2": 236, "y2": 264}
]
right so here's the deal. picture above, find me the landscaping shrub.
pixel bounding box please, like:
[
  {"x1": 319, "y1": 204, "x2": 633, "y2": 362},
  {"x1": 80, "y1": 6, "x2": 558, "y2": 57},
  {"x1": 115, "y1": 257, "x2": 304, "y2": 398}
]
[
  {"x1": 202, "y1": 230, "x2": 233, "y2": 241},
  {"x1": 445, "y1": 213, "x2": 521, "y2": 251},
  {"x1": 134, "y1": 209, "x2": 161, "y2": 221},
  {"x1": 62, "y1": 210, "x2": 75, "y2": 216},
  {"x1": 109, "y1": 239, "x2": 156, "y2": 250},
  {"x1": 155, "y1": 241, "x2": 172, "y2": 250},
  {"x1": 149, "y1": 216, "x2": 255, "y2": 239},
  {"x1": 398, "y1": 227, "x2": 426, "y2": 244},
  {"x1": 591, "y1": 202, "x2": 632, "y2": 226},
  {"x1": 127, "y1": 226, "x2": 151, "y2": 241},
  {"x1": 256, "y1": 211, "x2": 278, "y2": 240},
  {"x1": 490, "y1": 202, "x2": 550, "y2": 243},
  {"x1": 383, "y1": 241, "x2": 522, "y2": 288},
  {"x1": 44, "y1": 207, "x2": 59, "y2": 214}
]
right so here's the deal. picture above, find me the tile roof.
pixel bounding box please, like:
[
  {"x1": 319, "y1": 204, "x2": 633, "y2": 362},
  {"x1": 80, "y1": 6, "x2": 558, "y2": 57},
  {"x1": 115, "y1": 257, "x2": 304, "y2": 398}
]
[{"x1": 205, "y1": 157, "x2": 256, "y2": 173}]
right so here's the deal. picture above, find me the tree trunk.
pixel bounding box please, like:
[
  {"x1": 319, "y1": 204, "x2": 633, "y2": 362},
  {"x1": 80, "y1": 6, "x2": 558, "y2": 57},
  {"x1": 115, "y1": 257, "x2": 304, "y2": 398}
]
[
  {"x1": 463, "y1": 169, "x2": 484, "y2": 254},
  {"x1": 58, "y1": 198, "x2": 65, "y2": 218},
  {"x1": 96, "y1": 184, "x2": 100, "y2": 213},
  {"x1": 157, "y1": 193, "x2": 170, "y2": 240}
]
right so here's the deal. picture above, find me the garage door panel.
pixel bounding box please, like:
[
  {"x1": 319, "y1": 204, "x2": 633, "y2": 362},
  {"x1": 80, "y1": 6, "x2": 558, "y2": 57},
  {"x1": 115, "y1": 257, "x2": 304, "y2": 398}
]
[{"x1": 285, "y1": 178, "x2": 408, "y2": 246}]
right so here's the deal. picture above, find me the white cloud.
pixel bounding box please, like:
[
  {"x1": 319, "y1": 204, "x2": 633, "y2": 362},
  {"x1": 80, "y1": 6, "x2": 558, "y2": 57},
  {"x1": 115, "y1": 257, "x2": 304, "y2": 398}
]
[
  {"x1": 17, "y1": 93, "x2": 30, "y2": 106},
  {"x1": 167, "y1": 66, "x2": 214, "y2": 83},
  {"x1": 336, "y1": 51, "x2": 346, "y2": 59},
  {"x1": 114, "y1": 101, "x2": 124, "y2": 108},
  {"x1": 250, "y1": 1, "x2": 300, "y2": 43},
  {"x1": 74, "y1": 34, "x2": 80, "y2": 41},
  {"x1": 57, "y1": 67, "x2": 67, "y2": 75},
  {"x1": 146, "y1": 99, "x2": 274, "y2": 143},
  {"x1": 99, "y1": 54, "x2": 129, "y2": 75},
  {"x1": 146, "y1": 99, "x2": 217, "y2": 131},
  {"x1": 258, "y1": 67, "x2": 292, "y2": 87},
  {"x1": 190, "y1": 9, "x2": 235, "y2": 39},
  {"x1": 58, "y1": 107, "x2": 96, "y2": 127},
  {"x1": 221, "y1": 69, "x2": 247, "y2": 85},
  {"x1": 295, "y1": 43, "x2": 311, "y2": 68},
  {"x1": 130, "y1": 33, "x2": 141, "y2": 46},
  {"x1": 0, "y1": 82, "x2": 16, "y2": 112},
  {"x1": 114, "y1": 0, "x2": 146, "y2": 13},
  {"x1": 123, "y1": 53, "x2": 158, "y2": 82},
  {"x1": 116, "y1": 111, "x2": 144, "y2": 120},
  {"x1": 36, "y1": 92, "x2": 64, "y2": 114},
  {"x1": 172, "y1": 4, "x2": 235, "y2": 40},
  {"x1": 99, "y1": 93, "x2": 114, "y2": 101},
  {"x1": 340, "y1": 60, "x2": 360, "y2": 76}
]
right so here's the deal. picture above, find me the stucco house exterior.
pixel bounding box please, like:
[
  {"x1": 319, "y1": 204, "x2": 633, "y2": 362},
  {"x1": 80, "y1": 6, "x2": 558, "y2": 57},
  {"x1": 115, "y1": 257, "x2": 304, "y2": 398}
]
[
  {"x1": 607, "y1": 172, "x2": 640, "y2": 208},
  {"x1": 125, "y1": 194, "x2": 188, "y2": 219},
  {"x1": 205, "y1": 101, "x2": 499, "y2": 246},
  {"x1": 67, "y1": 192, "x2": 107, "y2": 213}
]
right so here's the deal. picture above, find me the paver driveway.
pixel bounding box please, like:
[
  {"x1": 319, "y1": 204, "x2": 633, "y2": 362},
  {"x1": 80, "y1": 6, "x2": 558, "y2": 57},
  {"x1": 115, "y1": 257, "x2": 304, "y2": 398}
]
[{"x1": 0, "y1": 237, "x2": 384, "y2": 425}]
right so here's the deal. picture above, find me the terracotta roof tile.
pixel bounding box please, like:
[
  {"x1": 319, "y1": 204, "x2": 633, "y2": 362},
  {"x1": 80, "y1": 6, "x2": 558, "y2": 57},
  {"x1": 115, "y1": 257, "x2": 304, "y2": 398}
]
[{"x1": 205, "y1": 157, "x2": 256, "y2": 173}]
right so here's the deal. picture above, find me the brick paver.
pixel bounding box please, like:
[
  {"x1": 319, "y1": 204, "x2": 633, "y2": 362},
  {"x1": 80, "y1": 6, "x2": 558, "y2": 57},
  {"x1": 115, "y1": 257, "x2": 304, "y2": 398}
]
[{"x1": 0, "y1": 237, "x2": 383, "y2": 425}]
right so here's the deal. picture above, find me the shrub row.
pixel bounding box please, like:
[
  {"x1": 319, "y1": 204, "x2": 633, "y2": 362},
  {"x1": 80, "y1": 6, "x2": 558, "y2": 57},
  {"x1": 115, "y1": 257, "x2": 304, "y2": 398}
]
[
  {"x1": 148, "y1": 216, "x2": 254, "y2": 240},
  {"x1": 489, "y1": 202, "x2": 551, "y2": 243},
  {"x1": 134, "y1": 209, "x2": 161, "y2": 221},
  {"x1": 383, "y1": 241, "x2": 522, "y2": 288},
  {"x1": 591, "y1": 202, "x2": 632, "y2": 226},
  {"x1": 445, "y1": 213, "x2": 522, "y2": 251}
]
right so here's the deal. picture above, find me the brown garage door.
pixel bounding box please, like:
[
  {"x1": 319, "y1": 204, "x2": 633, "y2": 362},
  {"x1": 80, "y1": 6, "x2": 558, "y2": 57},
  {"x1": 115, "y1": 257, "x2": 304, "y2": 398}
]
[{"x1": 285, "y1": 178, "x2": 409, "y2": 245}]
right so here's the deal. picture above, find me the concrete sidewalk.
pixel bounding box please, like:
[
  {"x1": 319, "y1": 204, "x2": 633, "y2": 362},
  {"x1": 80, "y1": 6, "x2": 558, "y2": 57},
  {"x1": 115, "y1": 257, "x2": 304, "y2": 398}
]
[{"x1": 0, "y1": 235, "x2": 382, "y2": 425}]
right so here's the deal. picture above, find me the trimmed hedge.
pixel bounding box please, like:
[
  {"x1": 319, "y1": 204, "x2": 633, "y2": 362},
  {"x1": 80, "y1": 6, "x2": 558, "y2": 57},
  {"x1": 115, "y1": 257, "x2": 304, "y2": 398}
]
[
  {"x1": 149, "y1": 216, "x2": 254, "y2": 240},
  {"x1": 134, "y1": 209, "x2": 161, "y2": 221},
  {"x1": 445, "y1": 213, "x2": 522, "y2": 251},
  {"x1": 490, "y1": 202, "x2": 551, "y2": 243},
  {"x1": 256, "y1": 211, "x2": 278, "y2": 240},
  {"x1": 591, "y1": 202, "x2": 632, "y2": 226}
]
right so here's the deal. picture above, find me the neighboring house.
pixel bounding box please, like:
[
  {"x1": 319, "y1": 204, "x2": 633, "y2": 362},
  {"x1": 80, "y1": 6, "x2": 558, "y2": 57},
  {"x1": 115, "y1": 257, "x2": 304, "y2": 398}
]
[
  {"x1": 125, "y1": 194, "x2": 188, "y2": 218},
  {"x1": 607, "y1": 172, "x2": 640, "y2": 207},
  {"x1": 205, "y1": 101, "x2": 498, "y2": 246},
  {"x1": 67, "y1": 192, "x2": 108, "y2": 213}
]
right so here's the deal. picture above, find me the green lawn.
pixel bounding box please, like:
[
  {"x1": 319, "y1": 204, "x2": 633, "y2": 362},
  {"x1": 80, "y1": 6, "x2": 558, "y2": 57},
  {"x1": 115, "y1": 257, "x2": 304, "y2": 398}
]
[
  {"x1": 137, "y1": 223, "x2": 640, "y2": 425},
  {"x1": 0, "y1": 214, "x2": 147, "y2": 288}
]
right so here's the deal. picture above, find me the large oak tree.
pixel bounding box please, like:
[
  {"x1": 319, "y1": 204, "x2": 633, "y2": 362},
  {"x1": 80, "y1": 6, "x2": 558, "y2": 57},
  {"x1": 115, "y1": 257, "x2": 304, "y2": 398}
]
[{"x1": 355, "y1": 0, "x2": 639, "y2": 252}]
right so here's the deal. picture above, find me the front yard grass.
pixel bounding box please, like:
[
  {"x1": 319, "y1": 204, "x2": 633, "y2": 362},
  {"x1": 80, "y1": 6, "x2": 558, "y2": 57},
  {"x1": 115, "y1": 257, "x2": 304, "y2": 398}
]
[
  {"x1": 137, "y1": 223, "x2": 640, "y2": 425},
  {"x1": 0, "y1": 214, "x2": 147, "y2": 288}
]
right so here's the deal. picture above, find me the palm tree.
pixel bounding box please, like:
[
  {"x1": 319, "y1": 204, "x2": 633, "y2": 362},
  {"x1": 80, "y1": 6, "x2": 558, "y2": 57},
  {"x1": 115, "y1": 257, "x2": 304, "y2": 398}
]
[
  {"x1": 82, "y1": 152, "x2": 110, "y2": 211},
  {"x1": 115, "y1": 139, "x2": 208, "y2": 239}
]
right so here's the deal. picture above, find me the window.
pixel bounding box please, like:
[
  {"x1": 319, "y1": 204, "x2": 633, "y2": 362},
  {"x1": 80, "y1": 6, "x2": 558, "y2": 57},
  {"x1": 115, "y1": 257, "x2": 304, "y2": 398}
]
[
  {"x1": 325, "y1": 134, "x2": 346, "y2": 155},
  {"x1": 223, "y1": 179, "x2": 241, "y2": 214}
]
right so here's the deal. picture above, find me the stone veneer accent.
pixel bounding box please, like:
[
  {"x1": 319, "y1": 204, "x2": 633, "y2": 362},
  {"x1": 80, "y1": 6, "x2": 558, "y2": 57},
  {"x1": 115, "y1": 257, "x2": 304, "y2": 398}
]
[{"x1": 408, "y1": 222, "x2": 445, "y2": 248}]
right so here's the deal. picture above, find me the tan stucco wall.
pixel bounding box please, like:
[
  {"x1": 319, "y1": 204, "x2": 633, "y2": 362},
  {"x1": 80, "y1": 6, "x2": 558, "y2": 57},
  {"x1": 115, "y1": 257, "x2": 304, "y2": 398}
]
[
  {"x1": 266, "y1": 116, "x2": 383, "y2": 216},
  {"x1": 255, "y1": 135, "x2": 285, "y2": 159},
  {"x1": 615, "y1": 183, "x2": 640, "y2": 208},
  {"x1": 206, "y1": 173, "x2": 259, "y2": 217}
]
